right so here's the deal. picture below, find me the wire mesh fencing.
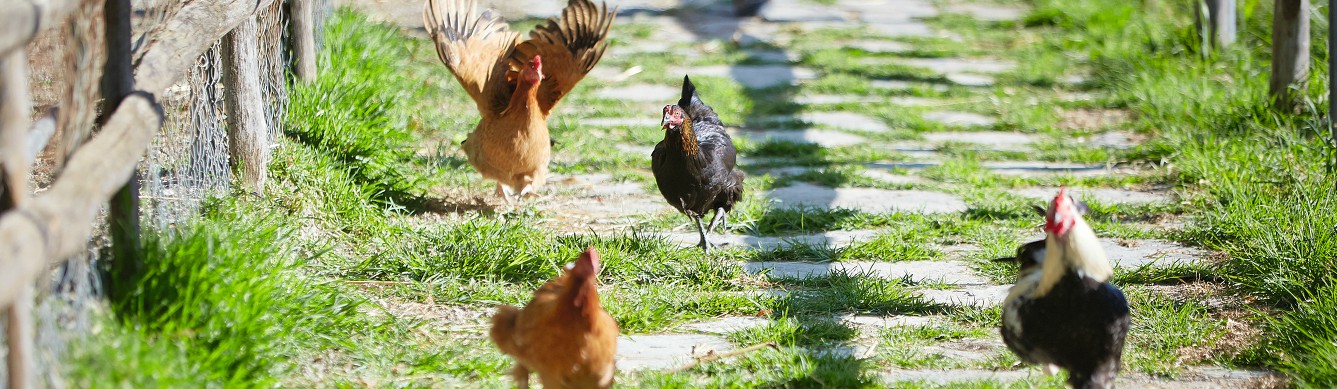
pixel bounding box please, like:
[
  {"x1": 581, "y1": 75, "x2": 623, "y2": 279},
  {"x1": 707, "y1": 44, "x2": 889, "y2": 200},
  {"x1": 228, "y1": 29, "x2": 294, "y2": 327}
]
[{"x1": 6, "y1": 0, "x2": 329, "y2": 386}]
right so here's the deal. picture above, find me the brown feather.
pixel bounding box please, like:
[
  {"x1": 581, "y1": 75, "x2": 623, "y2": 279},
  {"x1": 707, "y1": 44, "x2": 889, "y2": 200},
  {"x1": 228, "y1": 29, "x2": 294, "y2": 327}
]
[
  {"x1": 422, "y1": 0, "x2": 521, "y2": 116},
  {"x1": 511, "y1": 0, "x2": 617, "y2": 114}
]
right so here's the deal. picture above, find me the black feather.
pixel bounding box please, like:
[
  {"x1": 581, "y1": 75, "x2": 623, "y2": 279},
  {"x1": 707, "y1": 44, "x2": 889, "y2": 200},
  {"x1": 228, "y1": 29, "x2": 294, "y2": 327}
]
[{"x1": 678, "y1": 75, "x2": 695, "y2": 109}]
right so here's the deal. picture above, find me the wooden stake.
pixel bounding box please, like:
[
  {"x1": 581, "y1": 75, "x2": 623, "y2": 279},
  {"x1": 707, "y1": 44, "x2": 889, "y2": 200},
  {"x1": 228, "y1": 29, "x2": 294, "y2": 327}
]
[
  {"x1": 101, "y1": 0, "x2": 143, "y2": 289},
  {"x1": 290, "y1": 0, "x2": 318, "y2": 82},
  {"x1": 0, "y1": 48, "x2": 35, "y2": 389},
  {"x1": 223, "y1": 16, "x2": 271, "y2": 191},
  {"x1": 1270, "y1": 0, "x2": 1310, "y2": 107}
]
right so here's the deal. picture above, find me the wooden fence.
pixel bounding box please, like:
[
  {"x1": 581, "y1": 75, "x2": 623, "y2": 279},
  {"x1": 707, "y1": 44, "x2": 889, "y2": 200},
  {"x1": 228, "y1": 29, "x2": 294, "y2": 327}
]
[{"x1": 0, "y1": 0, "x2": 319, "y2": 387}]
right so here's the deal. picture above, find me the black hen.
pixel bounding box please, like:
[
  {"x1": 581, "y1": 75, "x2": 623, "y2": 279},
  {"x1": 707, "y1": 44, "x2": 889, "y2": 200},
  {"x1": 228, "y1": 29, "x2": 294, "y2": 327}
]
[{"x1": 652, "y1": 75, "x2": 745, "y2": 252}]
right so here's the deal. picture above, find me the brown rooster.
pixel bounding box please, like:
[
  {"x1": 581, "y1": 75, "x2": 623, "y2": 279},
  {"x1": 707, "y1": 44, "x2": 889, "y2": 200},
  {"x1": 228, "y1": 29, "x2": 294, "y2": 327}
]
[
  {"x1": 423, "y1": 0, "x2": 616, "y2": 202},
  {"x1": 490, "y1": 247, "x2": 619, "y2": 388}
]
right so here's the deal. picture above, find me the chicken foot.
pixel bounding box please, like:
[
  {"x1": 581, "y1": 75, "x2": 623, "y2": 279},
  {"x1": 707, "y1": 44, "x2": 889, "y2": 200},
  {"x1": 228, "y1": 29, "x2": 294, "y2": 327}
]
[
  {"x1": 704, "y1": 207, "x2": 728, "y2": 234},
  {"x1": 693, "y1": 215, "x2": 713, "y2": 253}
]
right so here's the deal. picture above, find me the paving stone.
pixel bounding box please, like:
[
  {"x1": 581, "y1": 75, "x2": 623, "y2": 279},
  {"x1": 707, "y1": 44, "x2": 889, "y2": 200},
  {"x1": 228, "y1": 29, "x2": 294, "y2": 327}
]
[
  {"x1": 1082, "y1": 131, "x2": 1137, "y2": 148},
  {"x1": 1106, "y1": 239, "x2": 1212, "y2": 269},
  {"x1": 759, "y1": 0, "x2": 850, "y2": 22},
  {"x1": 761, "y1": 166, "x2": 816, "y2": 177},
  {"x1": 671, "y1": 65, "x2": 818, "y2": 89},
  {"x1": 1007, "y1": 186, "x2": 1171, "y2": 205},
  {"x1": 679, "y1": 316, "x2": 771, "y2": 335},
  {"x1": 915, "y1": 285, "x2": 1010, "y2": 307},
  {"x1": 871, "y1": 79, "x2": 951, "y2": 92},
  {"x1": 593, "y1": 84, "x2": 679, "y2": 102},
  {"x1": 945, "y1": 72, "x2": 996, "y2": 87},
  {"x1": 922, "y1": 111, "x2": 997, "y2": 127},
  {"x1": 663, "y1": 230, "x2": 883, "y2": 251},
  {"x1": 616, "y1": 334, "x2": 734, "y2": 371},
  {"x1": 582, "y1": 117, "x2": 653, "y2": 128},
  {"x1": 745, "y1": 129, "x2": 868, "y2": 147},
  {"x1": 800, "y1": 112, "x2": 890, "y2": 133},
  {"x1": 746, "y1": 261, "x2": 992, "y2": 285},
  {"x1": 944, "y1": 3, "x2": 1026, "y2": 22},
  {"x1": 920, "y1": 338, "x2": 1005, "y2": 363},
  {"x1": 766, "y1": 182, "x2": 968, "y2": 214},
  {"x1": 792, "y1": 94, "x2": 884, "y2": 105},
  {"x1": 745, "y1": 49, "x2": 799, "y2": 63},
  {"x1": 864, "y1": 161, "x2": 946, "y2": 171},
  {"x1": 882, "y1": 367, "x2": 1276, "y2": 387},
  {"x1": 889, "y1": 96, "x2": 946, "y2": 107},
  {"x1": 895, "y1": 57, "x2": 1016, "y2": 74},
  {"x1": 860, "y1": 170, "x2": 927, "y2": 185},
  {"x1": 847, "y1": 40, "x2": 913, "y2": 54},
  {"x1": 842, "y1": 314, "x2": 944, "y2": 329},
  {"x1": 1012, "y1": 235, "x2": 1214, "y2": 269},
  {"x1": 868, "y1": 22, "x2": 936, "y2": 37},
  {"x1": 982, "y1": 161, "x2": 1119, "y2": 177},
  {"x1": 809, "y1": 344, "x2": 877, "y2": 359},
  {"x1": 922, "y1": 131, "x2": 1038, "y2": 151},
  {"x1": 615, "y1": 143, "x2": 654, "y2": 156}
]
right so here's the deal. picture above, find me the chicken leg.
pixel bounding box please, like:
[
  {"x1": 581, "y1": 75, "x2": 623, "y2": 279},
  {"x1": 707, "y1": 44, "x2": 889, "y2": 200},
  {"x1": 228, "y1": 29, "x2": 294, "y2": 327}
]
[
  {"x1": 694, "y1": 215, "x2": 713, "y2": 253},
  {"x1": 510, "y1": 365, "x2": 530, "y2": 388},
  {"x1": 705, "y1": 207, "x2": 728, "y2": 234}
]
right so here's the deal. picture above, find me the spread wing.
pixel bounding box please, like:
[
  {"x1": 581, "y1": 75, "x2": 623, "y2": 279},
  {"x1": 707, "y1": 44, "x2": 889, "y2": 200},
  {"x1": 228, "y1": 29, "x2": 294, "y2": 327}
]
[
  {"x1": 423, "y1": 0, "x2": 522, "y2": 116},
  {"x1": 510, "y1": 0, "x2": 616, "y2": 115}
]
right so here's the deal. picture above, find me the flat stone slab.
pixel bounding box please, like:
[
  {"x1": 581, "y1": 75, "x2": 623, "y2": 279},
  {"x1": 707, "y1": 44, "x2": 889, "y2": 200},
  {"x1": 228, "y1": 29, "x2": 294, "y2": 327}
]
[
  {"x1": 922, "y1": 131, "x2": 1038, "y2": 151},
  {"x1": 870, "y1": 79, "x2": 951, "y2": 92},
  {"x1": 800, "y1": 112, "x2": 890, "y2": 133},
  {"x1": 670, "y1": 65, "x2": 817, "y2": 89},
  {"x1": 745, "y1": 129, "x2": 867, "y2": 147},
  {"x1": 889, "y1": 96, "x2": 945, "y2": 107},
  {"x1": 883, "y1": 367, "x2": 1276, "y2": 387},
  {"x1": 744, "y1": 49, "x2": 799, "y2": 63},
  {"x1": 793, "y1": 94, "x2": 885, "y2": 105},
  {"x1": 1106, "y1": 239, "x2": 1212, "y2": 269},
  {"x1": 861, "y1": 170, "x2": 927, "y2": 185},
  {"x1": 679, "y1": 316, "x2": 771, "y2": 335},
  {"x1": 746, "y1": 261, "x2": 992, "y2": 285},
  {"x1": 1013, "y1": 236, "x2": 1214, "y2": 269},
  {"x1": 868, "y1": 21, "x2": 936, "y2": 37},
  {"x1": 842, "y1": 314, "x2": 944, "y2": 330},
  {"x1": 841, "y1": 0, "x2": 938, "y2": 18},
  {"x1": 663, "y1": 230, "x2": 883, "y2": 251},
  {"x1": 915, "y1": 285, "x2": 1010, "y2": 307},
  {"x1": 582, "y1": 117, "x2": 653, "y2": 128},
  {"x1": 593, "y1": 84, "x2": 679, "y2": 102},
  {"x1": 895, "y1": 57, "x2": 1016, "y2": 74},
  {"x1": 944, "y1": 3, "x2": 1026, "y2": 22},
  {"x1": 1007, "y1": 186, "x2": 1171, "y2": 205},
  {"x1": 1082, "y1": 131, "x2": 1138, "y2": 149},
  {"x1": 615, "y1": 143, "x2": 654, "y2": 156},
  {"x1": 945, "y1": 73, "x2": 995, "y2": 87},
  {"x1": 617, "y1": 334, "x2": 734, "y2": 371},
  {"x1": 760, "y1": 0, "x2": 850, "y2": 22},
  {"x1": 982, "y1": 161, "x2": 1119, "y2": 177},
  {"x1": 766, "y1": 182, "x2": 968, "y2": 214},
  {"x1": 847, "y1": 40, "x2": 913, "y2": 54},
  {"x1": 922, "y1": 111, "x2": 997, "y2": 127}
]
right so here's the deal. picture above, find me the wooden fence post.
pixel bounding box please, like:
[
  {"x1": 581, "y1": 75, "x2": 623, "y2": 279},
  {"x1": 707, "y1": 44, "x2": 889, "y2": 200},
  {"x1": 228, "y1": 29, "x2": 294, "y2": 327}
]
[
  {"x1": 291, "y1": 0, "x2": 318, "y2": 82},
  {"x1": 1197, "y1": 0, "x2": 1237, "y2": 49},
  {"x1": 1, "y1": 49, "x2": 35, "y2": 389},
  {"x1": 1270, "y1": 0, "x2": 1310, "y2": 107},
  {"x1": 101, "y1": 0, "x2": 142, "y2": 285},
  {"x1": 223, "y1": 16, "x2": 271, "y2": 191}
]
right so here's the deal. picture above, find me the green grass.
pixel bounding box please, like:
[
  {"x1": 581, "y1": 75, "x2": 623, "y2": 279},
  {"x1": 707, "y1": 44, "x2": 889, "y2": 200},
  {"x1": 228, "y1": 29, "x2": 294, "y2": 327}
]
[{"x1": 63, "y1": 0, "x2": 1337, "y2": 386}]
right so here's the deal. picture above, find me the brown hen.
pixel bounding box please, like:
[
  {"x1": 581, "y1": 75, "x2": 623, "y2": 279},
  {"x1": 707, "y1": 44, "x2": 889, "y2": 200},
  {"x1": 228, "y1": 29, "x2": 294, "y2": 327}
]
[
  {"x1": 490, "y1": 247, "x2": 619, "y2": 388},
  {"x1": 423, "y1": 0, "x2": 615, "y2": 202}
]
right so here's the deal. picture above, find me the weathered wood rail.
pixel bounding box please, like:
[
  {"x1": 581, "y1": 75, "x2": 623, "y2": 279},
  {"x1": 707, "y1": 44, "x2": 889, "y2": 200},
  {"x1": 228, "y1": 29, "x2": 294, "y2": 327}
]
[{"x1": 0, "y1": 0, "x2": 318, "y2": 387}]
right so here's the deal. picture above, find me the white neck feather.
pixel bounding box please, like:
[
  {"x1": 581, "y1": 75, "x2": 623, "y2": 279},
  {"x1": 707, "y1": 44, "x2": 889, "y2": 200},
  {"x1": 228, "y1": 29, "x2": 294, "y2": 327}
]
[{"x1": 1034, "y1": 217, "x2": 1112, "y2": 297}]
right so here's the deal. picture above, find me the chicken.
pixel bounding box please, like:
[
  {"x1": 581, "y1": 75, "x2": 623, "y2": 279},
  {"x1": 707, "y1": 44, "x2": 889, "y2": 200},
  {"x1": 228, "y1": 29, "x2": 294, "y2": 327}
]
[
  {"x1": 652, "y1": 76, "x2": 745, "y2": 252},
  {"x1": 423, "y1": 0, "x2": 615, "y2": 202},
  {"x1": 1001, "y1": 188, "x2": 1130, "y2": 389},
  {"x1": 490, "y1": 247, "x2": 619, "y2": 388}
]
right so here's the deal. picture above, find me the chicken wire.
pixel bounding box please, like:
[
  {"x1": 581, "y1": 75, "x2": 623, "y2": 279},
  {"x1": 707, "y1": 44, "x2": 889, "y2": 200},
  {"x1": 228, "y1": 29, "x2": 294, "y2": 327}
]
[{"x1": 4, "y1": 0, "x2": 325, "y2": 386}]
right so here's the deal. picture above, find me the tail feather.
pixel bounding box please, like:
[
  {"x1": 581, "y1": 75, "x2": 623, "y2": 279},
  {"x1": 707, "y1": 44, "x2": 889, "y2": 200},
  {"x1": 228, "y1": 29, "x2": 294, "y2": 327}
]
[{"x1": 678, "y1": 75, "x2": 695, "y2": 109}]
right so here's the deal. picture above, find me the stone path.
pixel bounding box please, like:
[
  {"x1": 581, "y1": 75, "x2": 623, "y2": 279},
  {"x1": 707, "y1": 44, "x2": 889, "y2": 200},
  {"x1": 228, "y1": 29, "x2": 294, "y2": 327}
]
[{"x1": 340, "y1": 0, "x2": 1267, "y2": 385}]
